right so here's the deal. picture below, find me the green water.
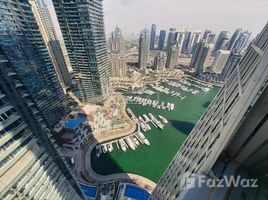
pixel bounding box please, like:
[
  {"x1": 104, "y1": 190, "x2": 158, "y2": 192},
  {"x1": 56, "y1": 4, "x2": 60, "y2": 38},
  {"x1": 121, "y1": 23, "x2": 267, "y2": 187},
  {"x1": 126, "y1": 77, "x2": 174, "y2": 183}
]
[{"x1": 91, "y1": 80, "x2": 220, "y2": 183}]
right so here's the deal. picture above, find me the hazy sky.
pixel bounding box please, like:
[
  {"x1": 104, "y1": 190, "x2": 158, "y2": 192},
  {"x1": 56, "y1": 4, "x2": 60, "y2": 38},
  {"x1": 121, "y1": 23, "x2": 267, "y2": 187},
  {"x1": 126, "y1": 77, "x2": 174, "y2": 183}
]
[{"x1": 47, "y1": 0, "x2": 268, "y2": 38}]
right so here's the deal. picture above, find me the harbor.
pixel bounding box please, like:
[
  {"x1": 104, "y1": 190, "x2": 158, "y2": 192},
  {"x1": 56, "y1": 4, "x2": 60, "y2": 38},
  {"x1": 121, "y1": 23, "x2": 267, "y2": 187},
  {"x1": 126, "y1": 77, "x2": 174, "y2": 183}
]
[{"x1": 91, "y1": 78, "x2": 220, "y2": 182}]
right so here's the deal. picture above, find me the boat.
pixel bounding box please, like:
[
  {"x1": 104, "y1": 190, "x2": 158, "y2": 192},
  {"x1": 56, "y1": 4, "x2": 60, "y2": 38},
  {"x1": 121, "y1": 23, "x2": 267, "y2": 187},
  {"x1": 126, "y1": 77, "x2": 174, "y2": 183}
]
[
  {"x1": 137, "y1": 132, "x2": 150, "y2": 146},
  {"x1": 170, "y1": 103, "x2": 174, "y2": 110},
  {"x1": 159, "y1": 115, "x2": 168, "y2": 124},
  {"x1": 101, "y1": 145, "x2": 107, "y2": 153},
  {"x1": 107, "y1": 143, "x2": 113, "y2": 152},
  {"x1": 125, "y1": 137, "x2": 136, "y2": 150},
  {"x1": 119, "y1": 139, "x2": 127, "y2": 151},
  {"x1": 131, "y1": 135, "x2": 139, "y2": 146}
]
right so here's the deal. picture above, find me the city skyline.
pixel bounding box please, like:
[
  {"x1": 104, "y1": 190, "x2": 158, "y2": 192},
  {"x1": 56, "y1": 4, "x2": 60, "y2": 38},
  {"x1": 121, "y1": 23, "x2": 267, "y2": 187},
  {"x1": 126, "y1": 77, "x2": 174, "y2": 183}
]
[{"x1": 46, "y1": 0, "x2": 267, "y2": 39}]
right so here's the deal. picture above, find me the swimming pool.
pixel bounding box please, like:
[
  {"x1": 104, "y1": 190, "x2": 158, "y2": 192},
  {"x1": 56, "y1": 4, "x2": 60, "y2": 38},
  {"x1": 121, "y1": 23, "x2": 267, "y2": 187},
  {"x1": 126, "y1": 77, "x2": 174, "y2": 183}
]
[
  {"x1": 79, "y1": 183, "x2": 98, "y2": 198},
  {"x1": 124, "y1": 184, "x2": 150, "y2": 200},
  {"x1": 64, "y1": 115, "x2": 86, "y2": 129}
]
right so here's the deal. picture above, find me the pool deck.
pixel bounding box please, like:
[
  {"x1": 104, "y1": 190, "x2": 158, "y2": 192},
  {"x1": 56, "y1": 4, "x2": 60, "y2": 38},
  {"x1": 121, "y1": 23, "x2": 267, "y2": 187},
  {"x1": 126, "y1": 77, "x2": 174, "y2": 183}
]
[{"x1": 79, "y1": 94, "x2": 156, "y2": 192}]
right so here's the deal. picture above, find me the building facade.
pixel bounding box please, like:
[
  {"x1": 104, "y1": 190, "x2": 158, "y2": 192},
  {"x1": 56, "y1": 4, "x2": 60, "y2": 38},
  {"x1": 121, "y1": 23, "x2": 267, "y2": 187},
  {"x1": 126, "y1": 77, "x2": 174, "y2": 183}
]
[
  {"x1": 227, "y1": 28, "x2": 242, "y2": 51},
  {"x1": 220, "y1": 52, "x2": 243, "y2": 81},
  {"x1": 166, "y1": 43, "x2": 181, "y2": 69},
  {"x1": 167, "y1": 28, "x2": 177, "y2": 50},
  {"x1": 150, "y1": 23, "x2": 268, "y2": 200},
  {"x1": 211, "y1": 50, "x2": 231, "y2": 74},
  {"x1": 109, "y1": 27, "x2": 127, "y2": 77},
  {"x1": 150, "y1": 24, "x2": 157, "y2": 50},
  {"x1": 30, "y1": 0, "x2": 72, "y2": 88},
  {"x1": 0, "y1": 50, "x2": 84, "y2": 200},
  {"x1": 138, "y1": 29, "x2": 150, "y2": 69},
  {"x1": 158, "y1": 30, "x2": 166, "y2": 51},
  {"x1": 0, "y1": 0, "x2": 68, "y2": 127},
  {"x1": 214, "y1": 31, "x2": 229, "y2": 52},
  {"x1": 53, "y1": 0, "x2": 110, "y2": 104},
  {"x1": 153, "y1": 52, "x2": 166, "y2": 70}
]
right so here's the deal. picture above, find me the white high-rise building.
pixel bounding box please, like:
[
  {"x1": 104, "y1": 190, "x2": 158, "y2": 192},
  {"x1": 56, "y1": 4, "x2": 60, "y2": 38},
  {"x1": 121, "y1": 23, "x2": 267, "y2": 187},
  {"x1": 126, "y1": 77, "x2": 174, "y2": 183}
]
[
  {"x1": 211, "y1": 50, "x2": 231, "y2": 74},
  {"x1": 153, "y1": 52, "x2": 166, "y2": 70},
  {"x1": 150, "y1": 23, "x2": 268, "y2": 200},
  {"x1": 138, "y1": 29, "x2": 150, "y2": 69}
]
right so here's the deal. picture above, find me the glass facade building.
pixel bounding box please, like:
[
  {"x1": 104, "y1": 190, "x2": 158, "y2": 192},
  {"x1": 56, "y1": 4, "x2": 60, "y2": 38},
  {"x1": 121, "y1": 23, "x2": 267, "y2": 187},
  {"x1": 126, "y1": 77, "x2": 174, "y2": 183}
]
[{"x1": 53, "y1": 0, "x2": 110, "y2": 105}]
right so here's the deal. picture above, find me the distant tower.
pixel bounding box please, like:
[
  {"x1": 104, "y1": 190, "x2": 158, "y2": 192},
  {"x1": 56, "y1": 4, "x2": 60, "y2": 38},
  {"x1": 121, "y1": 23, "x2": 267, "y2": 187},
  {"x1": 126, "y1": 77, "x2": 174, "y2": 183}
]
[
  {"x1": 227, "y1": 28, "x2": 242, "y2": 51},
  {"x1": 150, "y1": 24, "x2": 157, "y2": 50},
  {"x1": 190, "y1": 40, "x2": 212, "y2": 75},
  {"x1": 206, "y1": 33, "x2": 216, "y2": 44},
  {"x1": 158, "y1": 30, "x2": 166, "y2": 51},
  {"x1": 181, "y1": 31, "x2": 192, "y2": 54},
  {"x1": 232, "y1": 31, "x2": 251, "y2": 53},
  {"x1": 166, "y1": 43, "x2": 181, "y2": 69},
  {"x1": 211, "y1": 50, "x2": 231, "y2": 74},
  {"x1": 176, "y1": 31, "x2": 186, "y2": 47},
  {"x1": 220, "y1": 52, "x2": 243, "y2": 81},
  {"x1": 138, "y1": 29, "x2": 150, "y2": 69},
  {"x1": 153, "y1": 52, "x2": 166, "y2": 70},
  {"x1": 214, "y1": 31, "x2": 229, "y2": 52},
  {"x1": 109, "y1": 27, "x2": 127, "y2": 77},
  {"x1": 202, "y1": 29, "x2": 212, "y2": 40},
  {"x1": 167, "y1": 28, "x2": 177, "y2": 50},
  {"x1": 189, "y1": 31, "x2": 202, "y2": 54}
]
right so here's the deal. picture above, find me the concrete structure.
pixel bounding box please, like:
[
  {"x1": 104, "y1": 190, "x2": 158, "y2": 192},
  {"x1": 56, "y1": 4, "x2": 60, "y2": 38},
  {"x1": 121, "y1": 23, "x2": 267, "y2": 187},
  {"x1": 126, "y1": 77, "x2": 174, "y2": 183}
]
[
  {"x1": 153, "y1": 52, "x2": 166, "y2": 70},
  {"x1": 109, "y1": 27, "x2": 127, "y2": 77},
  {"x1": 150, "y1": 24, "x2": 157, "y2": 50},
  {"x1": 220, "y1": 53, "x2": 243, "y2": 81},
  {"x1": 138, "y1": 29, "x2": 150, "y2": 69},
  {"x1": 30, "y1": 0, "x2": 72, "y2": 88},
  {"x1": 150, "y1": 23, "x2": 268, "y2": 200},
  {"x1": 211, "y1": 50, "x2": 231, "y2": 74},
  {"x1": 0, "y1": 50, "x2": 84, "y2": 200},
  {"x1": 53, "y1": 0, "x2": 110, "y2": 105},
  {"x1": 166, "y1": 43, "x2": 181, "y2": 69},
  {"x1": 190, "y1": 40, "x2": 212, "y2": 75},
  {"x1": 158, "y1": 30, "x2": 166, "y2": 51},
  {"x1": 0, "y1": 0, "x2": 68, "y2": 127}
]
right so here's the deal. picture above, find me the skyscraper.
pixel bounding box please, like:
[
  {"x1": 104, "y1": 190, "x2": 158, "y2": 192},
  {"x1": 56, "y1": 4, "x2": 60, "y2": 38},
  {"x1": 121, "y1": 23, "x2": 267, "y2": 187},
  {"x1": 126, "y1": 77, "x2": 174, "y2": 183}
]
[
  {"x1": 167, "y1": 28, "x2": 177, "y2": 50},
  {"x1": 158, "y1": 30, "x2": 166, "y2": 51},
  {"x1": 232, "y1": 31, "x2": 251, "y2": 53},
  {"x1": 214, "y1": 31, "x2": 229, "y2": 52},
  {"x1": 109, "y1": 27, "x2": 127, "y2": 77},
  {"x1": 53, "y1": 0, "x2": 110, "y2": 105},
  {"x1": 202, "y1": 29, "x2": 212, "y2": 40},
  {"x1": 166, "y1": 43, "x2": 181, "y2": 69},
  {"x1": 0, "y1": 0, "x2": 68, "y2": 127},
  {"x1": 190, "y1": 40, "x2": 212, "y2": 75},
  {"x1": 150, "y1": 23, "x2": 268, "y2": 200},
  {"x1": 176, "y1": 31, "x2": 186, "y2": 47},
  {"x1": 30, "y1": 0, "x2": 72, "y2": 88},
  {"x1": 206, "y1": 33, "x2": 216, "y2": 44},
  {"x1": 211, "y1": 50, "x2": 231, "y2": 74},
  {"x1": 109, "y1": 27, "x2": 125, "y2": 53},
  {"x1": 153, "y1": 52, "x2": 166, "y2": 70},
  {"x1": 188, "y1": 31, "x2": 202, "y2": 54},
  {"x1": 181, "y1": 31, "x2": 192, "y2": 54},
  {"x1": 220, "y1": 52, "x2": 243, "y2": 81},
  {"x1": 227, "y1": 28, "x2": 242, "y2": 51},
  {"x1": 0, "y1": 50, "x2": 84, "y2": 200},
  {"x1": 138, "y1": 29, "x2": 150, "y2": 69},
  {"x1": 150, "y1": 24, "x2": 157, "y2": 50}
]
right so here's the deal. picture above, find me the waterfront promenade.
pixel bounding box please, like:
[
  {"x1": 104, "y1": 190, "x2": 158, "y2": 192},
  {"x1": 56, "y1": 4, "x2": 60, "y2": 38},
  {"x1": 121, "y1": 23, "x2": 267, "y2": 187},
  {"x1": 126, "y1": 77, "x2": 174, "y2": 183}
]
[{"x1": 79, "y1": 94, "x2": 156, "y2": 192}]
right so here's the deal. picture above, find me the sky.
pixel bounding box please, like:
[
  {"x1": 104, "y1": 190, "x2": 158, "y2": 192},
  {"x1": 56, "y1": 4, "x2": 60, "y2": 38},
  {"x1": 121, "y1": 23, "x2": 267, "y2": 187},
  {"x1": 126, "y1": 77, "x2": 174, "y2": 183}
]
[{"x1": 47, "y1": 0, "x2": 268, "y2": 39}]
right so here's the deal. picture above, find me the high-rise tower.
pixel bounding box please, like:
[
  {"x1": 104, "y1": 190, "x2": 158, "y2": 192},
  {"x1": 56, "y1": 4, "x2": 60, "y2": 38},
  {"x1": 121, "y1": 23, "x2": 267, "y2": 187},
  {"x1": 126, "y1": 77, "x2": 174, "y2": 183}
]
[
  {"x1": 150, "y1": 24, "x2": 157, "y2": 50},
  {"x1": 166, "y1": 43, "x2": 181, "y2": 69},
  {"x1": 53, "y1": 0, "x2": 110, "y2": 105},
  {"x1": 158, "y1": 30, "x2": 166, "y2": 51},
  {"x1": 138, "y1": 29, "x2": 150, "y2": 69},
  {"x1": 227, "y1": 28, "x2": 242, "y2": 51}
]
